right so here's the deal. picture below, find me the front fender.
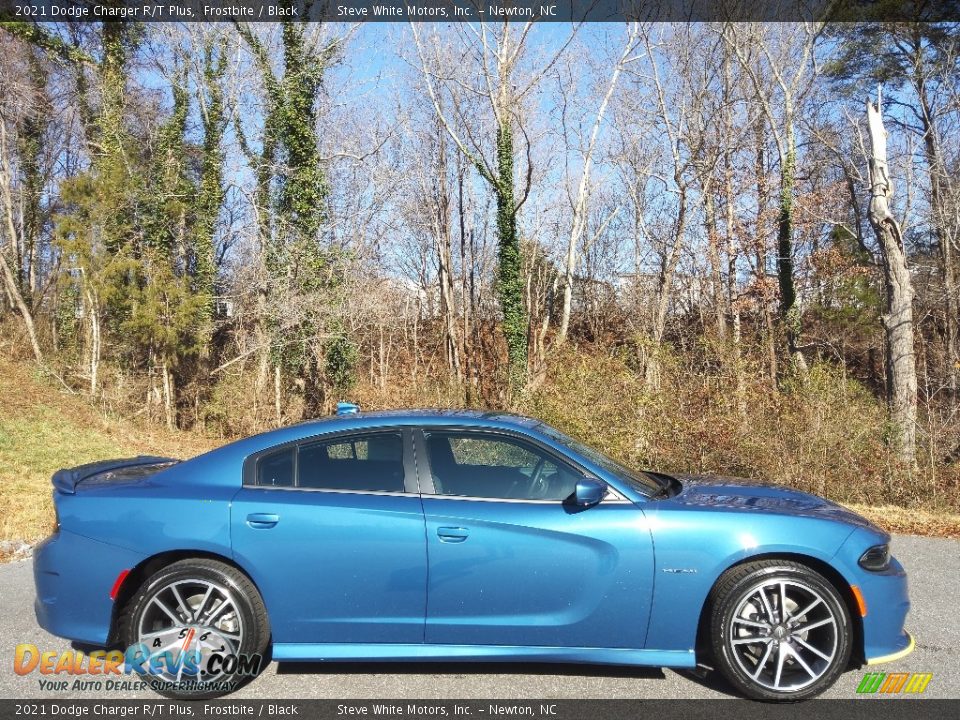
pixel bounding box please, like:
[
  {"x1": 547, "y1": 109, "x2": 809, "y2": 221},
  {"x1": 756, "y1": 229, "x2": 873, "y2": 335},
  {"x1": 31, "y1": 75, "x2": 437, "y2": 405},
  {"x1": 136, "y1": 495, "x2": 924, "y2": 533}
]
[{"x1": 642, "y1": 505, "x2": 857, "y2": 652}]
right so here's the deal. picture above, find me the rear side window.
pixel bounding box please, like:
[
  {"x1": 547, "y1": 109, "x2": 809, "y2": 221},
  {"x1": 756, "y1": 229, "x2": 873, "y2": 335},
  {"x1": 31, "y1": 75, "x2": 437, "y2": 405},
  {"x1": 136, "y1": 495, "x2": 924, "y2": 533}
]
[
  {"x1": 253, "y1": 432, "x2": 406, "y2": 493},
  {"x1": 299, "y1": 433, "x2": 405, "y2": 492}
]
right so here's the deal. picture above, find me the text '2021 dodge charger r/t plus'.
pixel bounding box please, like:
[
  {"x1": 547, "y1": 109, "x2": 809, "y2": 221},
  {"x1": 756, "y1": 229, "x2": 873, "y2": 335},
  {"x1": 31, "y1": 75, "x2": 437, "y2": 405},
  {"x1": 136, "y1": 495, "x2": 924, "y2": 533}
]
[{"x1": 33, "y1": 406, "x2": 913, "y2": 701}]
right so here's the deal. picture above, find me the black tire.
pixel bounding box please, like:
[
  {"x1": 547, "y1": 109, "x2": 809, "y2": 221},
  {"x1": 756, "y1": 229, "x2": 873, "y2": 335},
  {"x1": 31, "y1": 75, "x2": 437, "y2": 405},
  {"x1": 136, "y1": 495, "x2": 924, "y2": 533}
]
[
  {"x1": 118, "y1": 558, "x2": 270, "y2": 699},
  {"x1": 708, "y1": 559, "x2": 852, "y2": 701}
]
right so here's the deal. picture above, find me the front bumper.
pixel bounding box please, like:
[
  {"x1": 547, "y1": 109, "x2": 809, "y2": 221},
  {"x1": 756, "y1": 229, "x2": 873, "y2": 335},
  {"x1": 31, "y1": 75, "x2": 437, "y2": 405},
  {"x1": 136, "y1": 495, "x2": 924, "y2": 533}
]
[
  {"x1": 836, "y1": 528, "x2": 913, "y2": 665},
  {"x1": 33, "y1": 530, "x2": 146, "y2": 646},
  {"x1": 866, "y1": 631, "x2": 914, "y2": 665}
]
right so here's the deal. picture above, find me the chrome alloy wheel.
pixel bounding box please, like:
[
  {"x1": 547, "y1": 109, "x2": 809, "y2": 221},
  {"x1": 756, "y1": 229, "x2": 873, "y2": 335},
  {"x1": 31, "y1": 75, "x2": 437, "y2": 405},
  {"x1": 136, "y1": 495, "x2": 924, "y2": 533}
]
[
  {"x1": 136, "y1": 579, "x2": 244, "y2": 683},
  {"x1": 727, "y1": 578, "x2": 839, "y2": 693}
]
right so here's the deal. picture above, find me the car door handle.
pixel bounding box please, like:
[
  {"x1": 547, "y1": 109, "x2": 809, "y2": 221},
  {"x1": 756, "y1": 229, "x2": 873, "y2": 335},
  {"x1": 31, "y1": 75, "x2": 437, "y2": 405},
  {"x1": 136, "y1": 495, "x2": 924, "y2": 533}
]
[
  {"x1": 246, "y1": 513, "x2": 280, "y2": 529},
  {"x1": 437, "y1": 527, "x2": 469, "y2": 543}
]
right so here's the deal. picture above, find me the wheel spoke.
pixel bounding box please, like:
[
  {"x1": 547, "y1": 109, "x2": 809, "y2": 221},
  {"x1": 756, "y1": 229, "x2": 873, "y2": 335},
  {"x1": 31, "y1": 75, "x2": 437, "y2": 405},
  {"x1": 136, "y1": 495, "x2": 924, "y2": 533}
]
[
  {"x1": 140, "y1": 628, "x2": 181, "y2": 640},
  {"x1": 733, "y1": 636, "x2": 772, "y2": 646},
  {"x1": 787, "y1": 643, "x2": 818, "y2": 679},
  {"x1": 793, "y1": 635, "x2": 832, "y2": 662},
  {"x1": 733, "y1": 617, "x2": 769, "y2": 630},
  {"x1": 793, "y1": 597, "x2": 822, "y2": 620},
  {"x1": 151, "y1": 596, "x2": 182, "y2": 626},
  {"x1": 205, "y1": 597, "x2": 234, "y2": 624},
  {"x1": 193, "y1": 585, "x2": 213, "y2": 621},
  {"x1": 170, "y1": 584, "x2": 192, "y2": 622},
  {"x1": 758, "y1": 586, "x2": 777, "y2": 623},
  {"x1": 773, "y1": 644, "x2": 787, "y2": 689},
  {"x1": 795, "y1": 617, "x2": 834, "y2": 633},
  {"x1": 751, "y1": 642, "x2": 775, "y2": 680},
  {"x1": 780, "y1": 582, "x2": 790, "y2": 621}
]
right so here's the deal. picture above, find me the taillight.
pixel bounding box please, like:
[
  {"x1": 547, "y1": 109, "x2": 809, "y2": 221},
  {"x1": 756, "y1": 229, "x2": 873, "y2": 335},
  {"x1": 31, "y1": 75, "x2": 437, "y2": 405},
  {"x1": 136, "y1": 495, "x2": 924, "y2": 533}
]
[{"x1": 110, "y1": 569, "x2": 130, "y2": 601}]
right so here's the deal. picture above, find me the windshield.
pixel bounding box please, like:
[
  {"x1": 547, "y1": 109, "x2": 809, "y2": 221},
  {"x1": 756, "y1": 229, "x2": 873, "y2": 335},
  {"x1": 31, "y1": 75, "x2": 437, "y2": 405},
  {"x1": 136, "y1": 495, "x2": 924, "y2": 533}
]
[{"x1": 534, "y1": 423, "x2": 666, "y2": 497}]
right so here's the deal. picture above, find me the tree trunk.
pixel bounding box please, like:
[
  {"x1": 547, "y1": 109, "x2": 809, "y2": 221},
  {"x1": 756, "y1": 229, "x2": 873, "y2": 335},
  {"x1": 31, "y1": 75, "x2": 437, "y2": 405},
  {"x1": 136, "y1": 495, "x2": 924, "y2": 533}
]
[
  {"x1": 703, "y1": 185, "x2": 727, "y2": 339},
  {"x1": 556, "y1": 31, "x2": 632, "y2": 345},
  {"x1": 84, "y1": 281, "x2": 101, "y2": 395},
  {"x1": 778, "y1": 107, "x2": 804, "y2": 372},
  {"x1": 0, "y1": 119, "x2": 43, "y2": 363},
  {"x1": 0, "y1": 249, "x2": 42, "y2": 363},
  {"x1": 434, "y1": 129, "x2": 463, "y2": 383},
  {"x1": 161, "y1": 360, "x2": 175, "y2": 431},
  {"x1": 494, "y1": 120, "x2": 527, "y2": 391},
  {"x1": 754, "y1": 127, "x2": 778, "y2": 381},
  {"x1": 274, "y1": 365, "x2": 282, "y2": 427},
  {"x1": 866, "y1": 97, "x2": 918, "y2": 466},
  {"x1": 645, "y1": 187, "x2": 688, "y2": 390},
  {"x1": 915, "y1": 82, "x2": 958, "y2": 395}
]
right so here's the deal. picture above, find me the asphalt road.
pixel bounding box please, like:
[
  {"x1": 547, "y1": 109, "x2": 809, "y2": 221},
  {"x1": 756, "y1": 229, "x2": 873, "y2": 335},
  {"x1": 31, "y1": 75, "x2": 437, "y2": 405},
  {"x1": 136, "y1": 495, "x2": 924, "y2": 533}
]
[{"x1": 1, "y1": 535, "x2": 956, "y2": 700}]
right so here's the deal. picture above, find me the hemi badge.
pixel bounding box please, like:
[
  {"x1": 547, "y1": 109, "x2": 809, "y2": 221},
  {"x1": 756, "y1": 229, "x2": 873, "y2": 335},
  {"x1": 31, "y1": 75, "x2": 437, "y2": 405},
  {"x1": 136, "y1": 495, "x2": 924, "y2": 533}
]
[{"x1": 662, "y1": 568, "x2": 697, "y2": 574}]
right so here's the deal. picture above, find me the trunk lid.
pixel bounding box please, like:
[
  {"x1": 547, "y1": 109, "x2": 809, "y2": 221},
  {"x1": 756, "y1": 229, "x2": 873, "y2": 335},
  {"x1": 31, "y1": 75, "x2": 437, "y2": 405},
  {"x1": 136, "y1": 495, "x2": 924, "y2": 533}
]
[{"x1": 52, "y1": 456, "x2": 179, "y2": 494}]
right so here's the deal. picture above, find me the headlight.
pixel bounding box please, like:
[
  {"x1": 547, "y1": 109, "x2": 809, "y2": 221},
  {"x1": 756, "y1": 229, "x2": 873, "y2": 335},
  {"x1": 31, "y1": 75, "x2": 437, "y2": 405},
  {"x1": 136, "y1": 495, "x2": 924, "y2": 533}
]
[{"x1": 859, "y1": 543, "x2": 891, "y2": 571}]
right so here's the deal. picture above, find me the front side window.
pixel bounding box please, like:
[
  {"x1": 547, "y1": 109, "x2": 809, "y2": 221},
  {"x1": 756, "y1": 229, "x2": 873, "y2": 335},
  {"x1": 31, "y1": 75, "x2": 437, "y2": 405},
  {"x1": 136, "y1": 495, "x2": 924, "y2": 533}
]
[
  {"x1": 254, "y1": 432, "x2": 406, "y2": 492},
  {"x1": 425, "y1": 431, "x2": 580, "y2": 501},
  {"x1": 533, "y1": 422, "x2": 665, "y2": 497}
]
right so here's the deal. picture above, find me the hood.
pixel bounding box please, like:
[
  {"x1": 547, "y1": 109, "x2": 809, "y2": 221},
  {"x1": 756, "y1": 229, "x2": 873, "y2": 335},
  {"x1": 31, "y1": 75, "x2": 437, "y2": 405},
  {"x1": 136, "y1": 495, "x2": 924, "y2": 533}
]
[{"x1": 670, "y1": 473, "x2": 882, "y2": 532}]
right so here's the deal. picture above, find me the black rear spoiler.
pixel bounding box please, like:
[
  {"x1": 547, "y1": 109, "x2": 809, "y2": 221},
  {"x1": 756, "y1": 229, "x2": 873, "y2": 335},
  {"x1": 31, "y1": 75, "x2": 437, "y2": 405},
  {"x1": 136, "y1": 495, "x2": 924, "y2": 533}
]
[{"x1": 52, "y1": 456, "x2": 178, "y2": 495}]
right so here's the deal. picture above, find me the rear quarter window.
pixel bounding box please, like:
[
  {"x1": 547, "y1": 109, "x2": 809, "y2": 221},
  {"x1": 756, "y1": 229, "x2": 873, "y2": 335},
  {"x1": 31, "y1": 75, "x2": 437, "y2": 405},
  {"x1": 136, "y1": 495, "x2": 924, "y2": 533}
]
[{"x1": 257, "y1": 448, "x2": 294, "y2": 487}]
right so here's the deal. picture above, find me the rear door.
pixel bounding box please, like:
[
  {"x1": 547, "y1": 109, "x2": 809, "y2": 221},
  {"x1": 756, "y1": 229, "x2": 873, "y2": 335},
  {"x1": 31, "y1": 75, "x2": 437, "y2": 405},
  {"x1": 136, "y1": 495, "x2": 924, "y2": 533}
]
[
  {"x1": 231, "y1": 428, "x2": 427, "y2": 644},
  {"x1": 416, "y1": 428, "x2": 654, "y2": 649}
]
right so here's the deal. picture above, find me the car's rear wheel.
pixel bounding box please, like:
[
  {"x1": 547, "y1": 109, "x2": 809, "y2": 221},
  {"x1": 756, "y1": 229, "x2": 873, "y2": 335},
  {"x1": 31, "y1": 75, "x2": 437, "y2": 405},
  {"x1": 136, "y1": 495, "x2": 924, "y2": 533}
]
[
  {"x1": 709, "y1": 560, "x2": 852, "y2": 701},
  {"x1": 118, "y1": 558, "x2": 269, "y2": 699}
]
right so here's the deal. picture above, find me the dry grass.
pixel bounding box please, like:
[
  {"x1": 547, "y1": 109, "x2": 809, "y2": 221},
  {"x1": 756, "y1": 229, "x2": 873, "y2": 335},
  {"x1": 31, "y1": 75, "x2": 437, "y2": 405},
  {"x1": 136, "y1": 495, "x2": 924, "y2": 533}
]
[
  {"x1": 845, "y1": 504, "x2": 960, "y2": 540},
  {"x1": 523, "y1": 348, "x2": 960, "y2": 513},
  {"x1": 0, "y1": 357, "x2": 216, "y2": 545},
  {"x1": 1, "y1": 347, "x2": 958, "y2": 552}
]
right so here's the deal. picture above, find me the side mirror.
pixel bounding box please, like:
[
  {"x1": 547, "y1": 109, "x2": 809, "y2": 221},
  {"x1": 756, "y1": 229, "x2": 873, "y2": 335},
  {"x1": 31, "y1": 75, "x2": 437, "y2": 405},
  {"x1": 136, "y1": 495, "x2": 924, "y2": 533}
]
[{"x1": 574, "y1": 477, "x2": 607, "y2": 507}]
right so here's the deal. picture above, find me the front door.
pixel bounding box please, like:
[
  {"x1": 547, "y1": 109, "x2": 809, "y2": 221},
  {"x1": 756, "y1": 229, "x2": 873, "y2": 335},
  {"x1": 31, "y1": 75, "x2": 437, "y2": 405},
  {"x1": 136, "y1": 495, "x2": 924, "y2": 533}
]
[
  {"x1": 231, "y1": 429, "x2": 427, "y2": 645},
  {"x1": 417, "y1": 428, "x2": 654, "y2": 649}
]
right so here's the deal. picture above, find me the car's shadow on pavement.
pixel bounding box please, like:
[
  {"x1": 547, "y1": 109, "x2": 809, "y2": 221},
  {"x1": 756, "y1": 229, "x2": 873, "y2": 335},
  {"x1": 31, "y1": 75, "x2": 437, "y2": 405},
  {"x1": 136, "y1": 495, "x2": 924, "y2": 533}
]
[
  {"x1": 275, "y1": 661, "x2": 666, "y2": 680},
  {"x1": 275, "y1": 661, "x2": 740, "y2": 696},
  {"x1": 674, "y1": 667, "x2": 740, "y2": 698}
]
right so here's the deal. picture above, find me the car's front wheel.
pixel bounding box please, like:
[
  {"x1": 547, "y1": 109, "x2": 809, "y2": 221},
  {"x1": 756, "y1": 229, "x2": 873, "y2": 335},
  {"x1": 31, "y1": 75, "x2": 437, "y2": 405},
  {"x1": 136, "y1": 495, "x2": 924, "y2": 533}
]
[
  {"x1": 118, "y1": 558, "x2": 270, "y2": 699},
  {"x1": 709, "y1": 559, "x2": 852, "y2": 701}
]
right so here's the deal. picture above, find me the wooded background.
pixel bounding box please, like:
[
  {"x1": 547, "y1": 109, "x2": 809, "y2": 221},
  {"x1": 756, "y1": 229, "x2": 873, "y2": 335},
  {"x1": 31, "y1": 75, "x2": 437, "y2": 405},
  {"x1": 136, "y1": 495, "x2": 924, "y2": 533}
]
[{"x1": 1, "y1": 18, "x2": 958, "y2": 512}]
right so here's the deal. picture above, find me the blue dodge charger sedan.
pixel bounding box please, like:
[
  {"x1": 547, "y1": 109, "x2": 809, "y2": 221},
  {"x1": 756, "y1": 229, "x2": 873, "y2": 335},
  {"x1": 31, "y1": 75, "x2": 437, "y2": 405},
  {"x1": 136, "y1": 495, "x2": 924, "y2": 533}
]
[{"x1": 33, "y1": 407, "x2": 912, "y2": 700}]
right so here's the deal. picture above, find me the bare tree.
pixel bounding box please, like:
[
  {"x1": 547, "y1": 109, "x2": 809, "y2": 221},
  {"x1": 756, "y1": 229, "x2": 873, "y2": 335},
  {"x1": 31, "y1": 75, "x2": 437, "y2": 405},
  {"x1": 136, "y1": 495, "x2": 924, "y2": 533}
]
[
  {"x1": 866, "y1": 93, "x2": 918, "y2": 466},
  {"x1": 0, "y1": 46, "x2": 44, "y2": 363},
  {"x1": 554, "y1": 24, "x2": 642, "y2": 346},
  {"x1": 723, "y1": 22, "x2": 824, "y2": 372},
  {"x1": 410, "y1": 21, "x2": 577, "y2": 394}
]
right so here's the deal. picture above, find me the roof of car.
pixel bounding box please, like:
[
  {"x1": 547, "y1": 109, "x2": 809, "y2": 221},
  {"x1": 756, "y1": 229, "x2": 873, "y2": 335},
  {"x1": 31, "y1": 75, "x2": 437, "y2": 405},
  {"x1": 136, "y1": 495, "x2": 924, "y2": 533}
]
[{"x1": 297, "y1": 408, "x2": 541, "y2": 428}]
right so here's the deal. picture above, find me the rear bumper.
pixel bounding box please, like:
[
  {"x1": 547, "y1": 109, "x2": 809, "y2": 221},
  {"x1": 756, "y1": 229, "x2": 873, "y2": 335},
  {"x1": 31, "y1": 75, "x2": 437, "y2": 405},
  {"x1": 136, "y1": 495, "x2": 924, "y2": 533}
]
[{"x1": 33, "y1": 530, "x2": 146, "y2": 646}]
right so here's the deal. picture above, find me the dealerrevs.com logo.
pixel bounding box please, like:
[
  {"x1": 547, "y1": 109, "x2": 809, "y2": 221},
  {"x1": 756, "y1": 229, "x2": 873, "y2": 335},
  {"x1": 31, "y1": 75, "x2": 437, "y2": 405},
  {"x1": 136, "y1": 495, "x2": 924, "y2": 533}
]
[
  {"x1": 14, "y1": 643, "x2": 262, "y2": 693},
  {"x1": 856, "y1": 672, "x2": 933, "y2": 695}
]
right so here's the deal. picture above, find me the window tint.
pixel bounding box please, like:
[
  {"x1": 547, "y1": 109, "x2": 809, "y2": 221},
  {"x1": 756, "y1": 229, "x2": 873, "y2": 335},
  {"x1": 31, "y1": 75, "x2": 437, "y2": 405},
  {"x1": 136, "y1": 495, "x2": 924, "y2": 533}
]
[
  {"x1": 257, "y1": 448, "x2": 294, "y2": 487},
  {"x1": 426, "y1": 432, "x2": 580, "y2": 501},
  {"x1": 298, "y1": 433, "x2": 405, "y2": 492}
]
